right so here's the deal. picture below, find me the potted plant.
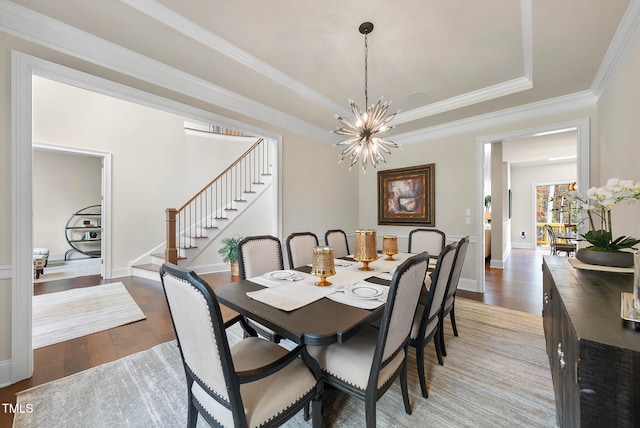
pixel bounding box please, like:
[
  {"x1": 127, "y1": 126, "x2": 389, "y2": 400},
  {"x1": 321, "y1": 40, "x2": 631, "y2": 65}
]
[
  {"x1": 219, "y1": 236, "x2": 243, "y2": 277},
  {"x1": 565, "y1": 178, "x2": 640, "y2": 267}
]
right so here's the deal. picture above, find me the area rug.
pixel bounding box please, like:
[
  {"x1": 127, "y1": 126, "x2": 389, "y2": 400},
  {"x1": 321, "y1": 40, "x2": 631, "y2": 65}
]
[
  {"x1": 15, "y1": 298, "x2": 556, "y2": 427},
  {"x1": 34, "y1": 257, "x2": 102, "y2": 283},
  {"x1": 32, "y1": 282, "x2": 146, "y2": 349}
]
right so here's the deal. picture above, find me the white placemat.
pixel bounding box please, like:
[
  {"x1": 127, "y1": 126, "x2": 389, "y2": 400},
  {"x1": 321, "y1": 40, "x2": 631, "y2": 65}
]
[
  {"x1": 249, "y1": 270, "x2": 306, "y2": 288},
  {"x1": 326, "y1": 281, "x2": 387, "y2": 310},
  {"x1": 246, "y1": 281, "x2": 335, "y2": 311}
]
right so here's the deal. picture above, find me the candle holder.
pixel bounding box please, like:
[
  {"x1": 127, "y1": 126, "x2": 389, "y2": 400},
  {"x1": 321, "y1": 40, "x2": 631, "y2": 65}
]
[
  {"x1": 382, "y1": 235, "x2": 398, "y2": 260},
  {"x1": 354, "y1": 229, "x2": 377, "y2": 271},
  {"x1": 311, "y1": 246, "x2": 336, "y2": 286}
]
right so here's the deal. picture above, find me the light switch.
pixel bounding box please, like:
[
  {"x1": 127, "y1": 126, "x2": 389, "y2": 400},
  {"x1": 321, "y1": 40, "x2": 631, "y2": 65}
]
[{"x1": 465, "y1": 208, "x2": 471, "y2": 216}]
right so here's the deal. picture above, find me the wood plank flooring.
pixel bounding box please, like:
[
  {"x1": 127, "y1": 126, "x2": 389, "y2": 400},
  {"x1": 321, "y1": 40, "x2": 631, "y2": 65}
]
[{"x1": 0, "y1": 248, "x2": 547, "y2": 427}]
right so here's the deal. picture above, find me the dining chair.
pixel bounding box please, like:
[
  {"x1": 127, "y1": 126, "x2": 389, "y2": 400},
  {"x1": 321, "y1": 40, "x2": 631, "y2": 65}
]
[
  {"x1": 410, "y1": 243, "x2": 457, "y2": 398},
  {"x1": 438, "y1": 236, "x2": 470, "y2": 359},
  {"x1": 408, "y1": 228, "x2": 446, "y2": 257},
  {"x1": 159, "y1": 262, "x2": 323, "y2": 428},
  {"x1": 307, "y1": 252, "x2": 430, "y2": 428},
  {"x1": 286, "y1": 231, "x2": 319, "y2": 269},
  {"x1": 238, "y1": 235, "x2": 285, "y2": 342},
  {"x1": 545, "y1": 225, "x2": 576, "y2": 256},
  {"x1": 324, "y1": 229, "x2": 350, "y2": 258}
]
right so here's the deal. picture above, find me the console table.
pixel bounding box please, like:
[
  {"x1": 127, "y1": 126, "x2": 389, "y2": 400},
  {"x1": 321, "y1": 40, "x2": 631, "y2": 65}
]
[{"x1": 542, "y1": 256, "x2": 640, "y2": 427}]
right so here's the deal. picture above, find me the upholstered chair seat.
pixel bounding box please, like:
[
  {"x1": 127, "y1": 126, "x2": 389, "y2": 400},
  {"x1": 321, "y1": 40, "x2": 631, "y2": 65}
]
[
  {"x1": 192, "y1": 337, "x2": 317, "y2": 427},
  {"x1": 309, "y1": 326, "x2": 405, "y2": 391},
  {"x1": 159, "y1": 263, "x2": 322, "y2": 428},
  {"x1": 307, "y1": 252, "x2": 430, "y2": 428}
]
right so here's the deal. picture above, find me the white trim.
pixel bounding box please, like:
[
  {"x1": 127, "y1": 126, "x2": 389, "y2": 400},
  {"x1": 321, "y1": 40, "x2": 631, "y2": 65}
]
[
  {"x1": 591, "y1": 0, "x2": 640, "y2": 97},
  {"x1": 12, "y1": 49, "x2": 34, "y2": 383},
  {"x1": 124, "y1": 0, "x2": 535, "y2": 127},
  {"x1": 395, "y1": 91, "x2": 597, "y2": 146},
  {"x1": 475, "y1": 118, "x2": 589, "y2": 293},
  {"x1": 394, "y1": 77, "x2": 533, "y2": 125},
  {"x1": 1, "y1": 0, "x2": 635, "y2": 150},
  {"x1": 0, "y1": 0, "x2": 329, "y2": 144},
  {"x1": 11, "y1": 51, "x2": 283, "y2": 385},
  {"x1": 120, "y1": 0, "x2": 351, "y2": 119},
  {"x1": 0, "y1": 359, "x2": 11, "y2": 388}
]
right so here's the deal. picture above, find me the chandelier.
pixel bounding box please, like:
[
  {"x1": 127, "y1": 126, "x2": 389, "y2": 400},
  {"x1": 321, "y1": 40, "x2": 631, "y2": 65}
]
[{"x1": 333, "y1": 22, "x2": 400, "y2": 172}]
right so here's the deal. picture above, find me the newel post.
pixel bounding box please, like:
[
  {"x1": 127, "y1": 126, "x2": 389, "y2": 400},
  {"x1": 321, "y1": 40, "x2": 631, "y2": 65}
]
[{"x1": 165, "y1": 208, "x2": 178, "y2": 264}]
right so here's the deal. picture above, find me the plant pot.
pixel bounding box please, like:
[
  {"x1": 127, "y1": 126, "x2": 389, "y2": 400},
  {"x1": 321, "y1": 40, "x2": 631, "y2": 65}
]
[
  {"x1": 230, "y1": 261, "x2": 240, "y2": 277},
  {"x1": 575, "y1": 248, "x2": 634, "y2": 268}
]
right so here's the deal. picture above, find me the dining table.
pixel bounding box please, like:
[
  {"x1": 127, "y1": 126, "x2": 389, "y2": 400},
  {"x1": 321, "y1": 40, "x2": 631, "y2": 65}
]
[{"x1": 215, "y1": 252, "x2": 435, "y2": 346}]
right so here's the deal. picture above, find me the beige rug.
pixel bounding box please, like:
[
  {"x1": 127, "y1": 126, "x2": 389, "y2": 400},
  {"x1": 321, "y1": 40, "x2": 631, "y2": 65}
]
[
  {"x1": 32, "y1": 282, "x2": 146, "y2": 349},
  {"x1": 34, "y1": 257, "x2": 102, "y2": 283},
  {"x1": 16, "y1": 298, "x2": 556, "y2": 427}
]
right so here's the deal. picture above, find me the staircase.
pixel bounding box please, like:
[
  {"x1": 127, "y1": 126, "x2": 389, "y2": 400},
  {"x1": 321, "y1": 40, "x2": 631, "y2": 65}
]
[{"x1": 131, "y1": 138, "x2": 273, "y2": 280}]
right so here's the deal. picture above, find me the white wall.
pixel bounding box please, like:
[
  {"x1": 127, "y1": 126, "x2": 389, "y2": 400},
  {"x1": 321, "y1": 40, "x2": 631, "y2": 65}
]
[
  {"x1": 358, "y1": 108, "x2": 598, "y2": 291},
  {"x1": 33, "y1": 149, "x2": 102, "y2": 261},
  {"x1": 597, "y1": 36, "x2": 640, "y2": 240},
  {"x1": 32, "y1": 76, "x2": 263, "y2": 271}
]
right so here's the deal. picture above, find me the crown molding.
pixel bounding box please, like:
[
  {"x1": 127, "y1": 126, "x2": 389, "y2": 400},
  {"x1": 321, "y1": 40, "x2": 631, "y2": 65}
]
[
  {"x1": 121, "y1": 0, "x2": 534, "y2": 125},
  {"x1": 591, "y1": 0, "x2": 640, "y2": 97},
  {"x1": 394, "y1": 77, "x2": 532, "y2": 125},
  {"x1": 0, "y1": 0, "x2": 627, "y2": 148},
  {"x1": 120, "y1": 0, "x2": 353, "y2": 118},
  {"x1": 393, "y1": 90, "x2": 597, "y2": 145},
  {"x1": 0, "y1": 0, "x2": 333, "y2": 143}
]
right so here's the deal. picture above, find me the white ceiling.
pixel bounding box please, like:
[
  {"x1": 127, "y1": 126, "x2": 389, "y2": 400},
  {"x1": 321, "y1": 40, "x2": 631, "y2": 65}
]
[{"x1": 7, "y1": 0, "x2": 635, "y2": 142}]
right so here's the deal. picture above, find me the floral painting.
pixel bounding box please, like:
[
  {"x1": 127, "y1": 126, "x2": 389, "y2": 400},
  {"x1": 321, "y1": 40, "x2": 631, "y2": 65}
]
[{"x1": 378, "y1": 164, "x2": 435, "y2": 226}]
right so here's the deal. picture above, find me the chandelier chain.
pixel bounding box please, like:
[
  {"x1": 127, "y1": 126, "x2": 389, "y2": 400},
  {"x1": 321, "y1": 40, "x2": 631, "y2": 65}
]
[{"x1": 364, "y1": 32, "x2": 369, "y2": 108}]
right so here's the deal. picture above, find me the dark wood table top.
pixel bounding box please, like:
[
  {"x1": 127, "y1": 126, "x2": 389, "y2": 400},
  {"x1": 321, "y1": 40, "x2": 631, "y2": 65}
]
[{"x1": 215, "y1": 266, "x2": 389, "y2": 346}]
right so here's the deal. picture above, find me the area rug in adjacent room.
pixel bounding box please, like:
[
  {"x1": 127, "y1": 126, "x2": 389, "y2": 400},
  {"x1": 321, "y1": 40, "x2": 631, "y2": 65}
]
[
  {"x1": 15, "y1": 298, "x2": 556, "y2": 427},
  {"x1": 32, "y1": 282, "x2": 146, "y2": 348},
  {"x1": 34, "y1": 257, "x2": 102, "y2": 283}
]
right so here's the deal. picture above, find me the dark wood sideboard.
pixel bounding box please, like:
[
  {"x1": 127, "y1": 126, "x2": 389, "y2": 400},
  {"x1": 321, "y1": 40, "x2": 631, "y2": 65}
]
[{"x1": 542, "y1": 256, "x2": 640, "y2": 427}]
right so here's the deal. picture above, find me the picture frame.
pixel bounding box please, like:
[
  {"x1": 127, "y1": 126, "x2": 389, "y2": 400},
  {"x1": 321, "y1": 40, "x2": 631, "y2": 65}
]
[{"x1": 377, "y1": 163, "x2": 435, "y2": 226}]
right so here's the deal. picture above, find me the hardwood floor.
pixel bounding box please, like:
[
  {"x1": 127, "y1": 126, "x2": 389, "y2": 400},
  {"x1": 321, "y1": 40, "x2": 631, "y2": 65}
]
[
  {"x1": 458, "y1": 247, "x2": 545, "y2": 316},
  {"x1": 0, "y1": 248, "x2": 546, "y2": 427}
]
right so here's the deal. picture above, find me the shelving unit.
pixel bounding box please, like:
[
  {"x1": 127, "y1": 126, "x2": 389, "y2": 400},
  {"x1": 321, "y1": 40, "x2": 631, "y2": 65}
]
[{"x1": 64, "y1": 204, "x2": 102, "y2": 260}]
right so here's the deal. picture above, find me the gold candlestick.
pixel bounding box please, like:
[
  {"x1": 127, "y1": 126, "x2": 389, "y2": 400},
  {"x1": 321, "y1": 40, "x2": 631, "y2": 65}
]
[
  {"x1": 382, "y1": 235, "x2": 398, "y2": 260},
  {"x1": 354, "y1": 229, "x2": 377, "y2": 271},
  {"x1": 311, "y1": 246, "x2": 336, "y2": 286}
]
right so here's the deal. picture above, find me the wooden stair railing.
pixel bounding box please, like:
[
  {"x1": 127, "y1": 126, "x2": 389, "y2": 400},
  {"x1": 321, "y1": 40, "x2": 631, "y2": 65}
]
[{"x1": 165, "y1": 138, "x2": 271, "y2": 264}]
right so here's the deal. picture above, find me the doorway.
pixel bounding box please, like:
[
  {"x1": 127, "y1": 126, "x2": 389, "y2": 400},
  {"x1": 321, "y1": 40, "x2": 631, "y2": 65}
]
[
  {"x1": 32, "y1": 144, "x2": 111, "y2": 281},
  {"x1": 476, "y1": 118, "x2": 589, "y2": 294}
]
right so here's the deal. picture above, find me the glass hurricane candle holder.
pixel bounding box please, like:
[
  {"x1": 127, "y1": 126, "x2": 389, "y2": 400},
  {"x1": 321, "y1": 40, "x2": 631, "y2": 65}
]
[
  {"x1": 311, "y1": 246, "x2": 336, "y2": 286},
  {"x1": 382, "y1": 235, "x2": 398, "y2": 260},
  {"x1": 354, "y1": 229, "x2": 377, "y2": 271}
]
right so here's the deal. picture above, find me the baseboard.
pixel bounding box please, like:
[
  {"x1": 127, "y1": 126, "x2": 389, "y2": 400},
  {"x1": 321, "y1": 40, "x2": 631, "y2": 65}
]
[
  {"x1": 0, "y1": 359, "x2": 12, "y2": 388},
  {"x1": 458, "y1": 277, "x2": 479, "y2": 293}
]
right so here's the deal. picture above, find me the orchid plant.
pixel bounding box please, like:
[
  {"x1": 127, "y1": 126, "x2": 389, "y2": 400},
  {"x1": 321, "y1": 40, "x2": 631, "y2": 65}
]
[{"x1": 565, "y1": 178, "x2": 640, "y2": 252}]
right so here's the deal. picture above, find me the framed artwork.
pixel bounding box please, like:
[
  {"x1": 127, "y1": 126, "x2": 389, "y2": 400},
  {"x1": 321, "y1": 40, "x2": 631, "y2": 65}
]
[{"x1": 377, "y1": 163, "x2": 435, "y2": 226}]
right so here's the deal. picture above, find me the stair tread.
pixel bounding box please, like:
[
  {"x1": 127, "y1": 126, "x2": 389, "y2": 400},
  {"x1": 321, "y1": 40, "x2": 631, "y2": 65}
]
[{"x1": 133, "y1": 263, "x2": 161, "y2": 272}]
